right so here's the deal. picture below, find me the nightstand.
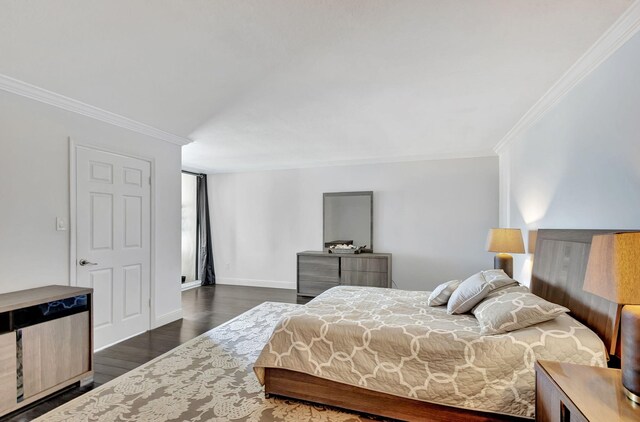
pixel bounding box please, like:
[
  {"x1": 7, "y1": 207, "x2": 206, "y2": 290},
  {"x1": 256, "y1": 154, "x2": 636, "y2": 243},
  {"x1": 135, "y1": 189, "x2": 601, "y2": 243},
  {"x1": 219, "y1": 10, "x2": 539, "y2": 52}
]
[{"x1": 535, "y1": 360, "x2": 640, "y2": 422}]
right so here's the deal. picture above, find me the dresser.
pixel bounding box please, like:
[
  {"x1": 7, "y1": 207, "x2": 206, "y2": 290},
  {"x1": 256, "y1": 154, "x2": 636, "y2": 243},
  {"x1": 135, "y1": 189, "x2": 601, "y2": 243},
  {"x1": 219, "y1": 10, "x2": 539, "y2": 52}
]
[
  {"x1": 297, "y1": 251, "x2": 392, "y2": 297},
  {"x1": 0, "y1": 285, "x2": 94, "y2": 417},
  {"x1": 535, "y1": 360, "x2": 640, "y2": 422}
]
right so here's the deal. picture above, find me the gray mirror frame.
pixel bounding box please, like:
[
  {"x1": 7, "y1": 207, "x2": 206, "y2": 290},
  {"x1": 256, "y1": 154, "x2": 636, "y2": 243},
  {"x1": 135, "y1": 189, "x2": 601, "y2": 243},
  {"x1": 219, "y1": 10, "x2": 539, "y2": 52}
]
[{"x1": 322, "y1": 191, "x2": 373, "y2": 252}]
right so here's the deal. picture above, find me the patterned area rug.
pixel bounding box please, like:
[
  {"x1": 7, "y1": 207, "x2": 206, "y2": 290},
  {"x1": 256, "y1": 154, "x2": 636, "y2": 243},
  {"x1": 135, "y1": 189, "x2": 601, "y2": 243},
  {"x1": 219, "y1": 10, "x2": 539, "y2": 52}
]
[{"x1": 37, "y1": 302, "x2": 374, "y2": 422}]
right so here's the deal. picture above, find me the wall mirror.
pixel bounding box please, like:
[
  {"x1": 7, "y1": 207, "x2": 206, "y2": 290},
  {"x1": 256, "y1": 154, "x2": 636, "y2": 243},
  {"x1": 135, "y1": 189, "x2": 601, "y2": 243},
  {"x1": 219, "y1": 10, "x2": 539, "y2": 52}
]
[{"x1": 323, "y1": 191, "x2": 373, "y2": 252}]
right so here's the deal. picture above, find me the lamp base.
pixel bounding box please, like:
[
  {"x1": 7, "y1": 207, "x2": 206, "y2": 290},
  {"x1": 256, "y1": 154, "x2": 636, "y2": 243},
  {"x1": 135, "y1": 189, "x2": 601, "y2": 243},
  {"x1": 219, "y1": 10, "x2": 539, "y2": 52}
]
[
  {"x1": 622, "y1": 305, "x2": 640, "y2": 404},
  {"x1": 493, "y1": 253, "x2": 513, "y2": 278},
  {"x1": 624, "y1": 386, "x2": 640, "y2": 405}
]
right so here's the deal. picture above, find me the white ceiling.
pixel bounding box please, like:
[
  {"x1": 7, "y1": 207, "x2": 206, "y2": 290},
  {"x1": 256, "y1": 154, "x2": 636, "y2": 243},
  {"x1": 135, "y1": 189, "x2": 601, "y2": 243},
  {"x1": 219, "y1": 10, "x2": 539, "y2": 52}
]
[{"x1": 0, "y1": 1, "x2": 632, "y2": 173}]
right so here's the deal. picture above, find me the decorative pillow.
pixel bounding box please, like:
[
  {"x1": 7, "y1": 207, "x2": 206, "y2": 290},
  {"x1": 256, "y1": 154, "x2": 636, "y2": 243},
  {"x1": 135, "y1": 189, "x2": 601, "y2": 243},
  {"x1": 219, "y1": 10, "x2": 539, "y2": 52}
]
[
  {"x1": 427, "y1": 279, "x2": 461, "y2": 306},
  {"x1": 472, "y1": 291, "x2": 570, "y2": 335},
  {"x1": 472, "y1": 284, "x2": 529, "y2": 312},
  {"x1": 481, "y1": 269, "x2": 511, "y2": 283},
  {"x1": 447, "y1": 270, "x2": 518, "y2": 315}
]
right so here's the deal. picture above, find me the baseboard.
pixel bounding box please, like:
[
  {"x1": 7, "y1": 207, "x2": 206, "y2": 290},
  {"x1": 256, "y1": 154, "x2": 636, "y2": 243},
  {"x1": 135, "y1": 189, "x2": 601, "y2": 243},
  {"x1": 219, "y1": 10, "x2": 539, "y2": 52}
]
[
  {"x1": 94, "y1": 330, "x2": 146, "y2": 352},
  {"x1": 152, "y1": 308, "x2": 183, "y2": 329},
  {"x1": 181, "y1": 280, "x2": 201, "y2": 291},
  {"x1": 216, "y1": 277, "x2": 295, "y2": 290}
]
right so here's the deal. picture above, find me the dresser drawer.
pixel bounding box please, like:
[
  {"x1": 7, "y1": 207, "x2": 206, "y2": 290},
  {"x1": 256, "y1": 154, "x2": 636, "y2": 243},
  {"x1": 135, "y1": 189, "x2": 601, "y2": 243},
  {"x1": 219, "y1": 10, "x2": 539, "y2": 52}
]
[
  {"x1": 298, "y1": 280, "x2": 340, "y2": 297},
  {"x1": 341, "y1": 257, "x2": 388, "y2": 273},
  {"x1": 298, "y1": 256, "x2": 340, "y2": 283},
  {"x1": 340, "y1": 270, "x2": 389, "y2": 287}
]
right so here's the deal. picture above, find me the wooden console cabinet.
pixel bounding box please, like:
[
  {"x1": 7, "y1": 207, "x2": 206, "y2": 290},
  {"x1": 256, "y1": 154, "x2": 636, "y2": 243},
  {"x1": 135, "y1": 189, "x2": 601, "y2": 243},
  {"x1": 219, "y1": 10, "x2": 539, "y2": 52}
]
[
  {"x1": 297, "y1": 251, "x2": 392, "y2": 297},
  {"x1": 0, "y1": 285, "x2": 93, "y2": 417}
]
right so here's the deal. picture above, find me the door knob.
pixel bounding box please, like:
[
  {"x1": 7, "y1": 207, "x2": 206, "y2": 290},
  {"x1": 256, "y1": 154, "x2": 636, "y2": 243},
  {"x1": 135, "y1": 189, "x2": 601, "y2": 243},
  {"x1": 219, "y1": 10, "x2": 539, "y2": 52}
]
[{"x1": 79, "y1": 259, "x2": 98, "y2": 266}]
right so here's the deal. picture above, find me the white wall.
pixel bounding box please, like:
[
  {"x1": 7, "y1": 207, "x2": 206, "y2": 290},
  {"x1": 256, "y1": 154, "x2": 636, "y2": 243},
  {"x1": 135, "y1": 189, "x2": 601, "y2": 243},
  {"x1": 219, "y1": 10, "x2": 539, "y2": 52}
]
[
  {"x1": 500, "y1": 30, "x2": 640, "y2": 284},
  {"x1": 209, "y1": 157, "x2": 499, "y2": 291},
  {"x1": 0, "y1": 90, "x2": 183, "y2": 327}
]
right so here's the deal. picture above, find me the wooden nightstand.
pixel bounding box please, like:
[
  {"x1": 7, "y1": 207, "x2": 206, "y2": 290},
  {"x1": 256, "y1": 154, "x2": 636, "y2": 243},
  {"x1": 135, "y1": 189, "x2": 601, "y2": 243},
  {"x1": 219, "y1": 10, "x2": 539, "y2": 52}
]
[{"x1": 535, "y1": 360, "x2": 640, "y2": 422}]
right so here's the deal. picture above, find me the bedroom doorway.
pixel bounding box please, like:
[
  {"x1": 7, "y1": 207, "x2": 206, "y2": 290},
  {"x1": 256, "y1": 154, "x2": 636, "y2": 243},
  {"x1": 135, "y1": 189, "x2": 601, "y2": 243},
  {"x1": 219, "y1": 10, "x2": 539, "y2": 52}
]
[
  {"x1": 73, "y1": 144, "x2": 152, "y2": 350},
  {"x1": 181, "y1": 172, "x2": 199, "y2": 289}
]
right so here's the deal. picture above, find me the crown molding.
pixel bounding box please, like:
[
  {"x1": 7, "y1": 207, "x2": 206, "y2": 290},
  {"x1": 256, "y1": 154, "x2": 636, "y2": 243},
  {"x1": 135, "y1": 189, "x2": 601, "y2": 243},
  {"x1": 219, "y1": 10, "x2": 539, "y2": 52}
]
[
  {"x1": 0, "y1": 73, "x2": 192, "y2": 146},
  {"x1": 202, "y1": 147, "x2": 497, "y2": 174},
  {"x1": 494, "y1": 0, "x2": 640, "y2": 154}
]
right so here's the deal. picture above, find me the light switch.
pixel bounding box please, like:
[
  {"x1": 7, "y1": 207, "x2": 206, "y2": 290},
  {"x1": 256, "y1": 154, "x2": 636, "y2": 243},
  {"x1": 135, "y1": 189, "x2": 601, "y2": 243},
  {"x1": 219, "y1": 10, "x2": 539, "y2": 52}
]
[{"x1": 56, "y1": 217, "x2": 67, "y2": 231}]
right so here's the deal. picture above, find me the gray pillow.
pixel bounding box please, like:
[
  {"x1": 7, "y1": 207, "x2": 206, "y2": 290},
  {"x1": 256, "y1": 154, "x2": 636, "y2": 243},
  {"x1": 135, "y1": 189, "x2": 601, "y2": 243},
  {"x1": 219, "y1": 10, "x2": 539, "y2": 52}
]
[
  {"x1": 446, "y1": 270, "x2": 517, "y2": 315},
  {"x1": 471, "y1": 284, "x2": 529, "y2": 312},
  {"x1": 482, "y1": 269, "x2": 512, "y2": 284},
  {"x1": 472, "y1": 291, "x2": 570, "y2": 335},
  {"x1": 427, "y1": 279, "x2": 461, "y2": 306}
]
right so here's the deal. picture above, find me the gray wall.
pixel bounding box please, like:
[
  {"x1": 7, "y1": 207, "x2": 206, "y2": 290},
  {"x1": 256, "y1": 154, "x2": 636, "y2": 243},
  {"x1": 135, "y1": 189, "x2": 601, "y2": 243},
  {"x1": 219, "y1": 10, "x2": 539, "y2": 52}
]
[
  {"x1": 209, "y1": 156, "x2": 499, "y2": 291},
  {"x1": 0, "y1": 89, "x2": 183, "y2": 326},
  {"x1": 500, "y1": 30, "x2": 640, "y2": 284}
]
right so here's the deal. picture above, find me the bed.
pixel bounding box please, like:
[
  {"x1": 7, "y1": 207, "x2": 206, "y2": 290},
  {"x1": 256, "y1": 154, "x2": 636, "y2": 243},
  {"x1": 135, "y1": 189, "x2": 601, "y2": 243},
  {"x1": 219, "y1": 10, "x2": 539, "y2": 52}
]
[{"x1": 254, "y1": 229, "x2": 623, "y2": 421}]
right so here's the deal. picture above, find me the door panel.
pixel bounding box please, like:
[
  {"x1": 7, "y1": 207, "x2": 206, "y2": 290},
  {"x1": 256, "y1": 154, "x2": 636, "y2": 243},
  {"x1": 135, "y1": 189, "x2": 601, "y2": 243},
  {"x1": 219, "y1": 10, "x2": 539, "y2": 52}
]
[
  {"x1": 123, "y1": 196, "x2": 142, "y2": 248},
  {"x1": 90, "y1": 268, "x2": 113, "y2": 328},
  {"x1": 123, "y1": 264, "x2": 142, "y2": 319},
  {"x1": 123, "y1": 167, "x2": 142, "y2": 186},
  {"x1": 90, "y1": 193, "x2": 113, "y2": 250},
  {"x1": 76, "y1": 147, "x2": 151, "y2": 349},
  {"x1": 89, "y1": 161, "x2": 113, "y2": 183}
]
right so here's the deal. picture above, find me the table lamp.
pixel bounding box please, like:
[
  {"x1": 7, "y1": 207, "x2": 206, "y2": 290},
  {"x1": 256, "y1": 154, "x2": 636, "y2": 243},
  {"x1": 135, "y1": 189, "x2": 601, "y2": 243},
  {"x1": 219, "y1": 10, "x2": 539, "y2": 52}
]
[
  {"x1": 486, "y1": 228, "x2": 525, "y2": 278},
  {"x1": 583, "y1": 232, "x2": 640, "y2": 404}
]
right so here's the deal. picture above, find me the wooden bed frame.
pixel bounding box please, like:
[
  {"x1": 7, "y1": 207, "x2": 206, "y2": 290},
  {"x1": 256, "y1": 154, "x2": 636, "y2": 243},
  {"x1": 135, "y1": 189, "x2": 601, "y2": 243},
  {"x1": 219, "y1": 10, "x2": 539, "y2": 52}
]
[{"x1": 264, "y1": 229, "x2": 624, "y2": 421}]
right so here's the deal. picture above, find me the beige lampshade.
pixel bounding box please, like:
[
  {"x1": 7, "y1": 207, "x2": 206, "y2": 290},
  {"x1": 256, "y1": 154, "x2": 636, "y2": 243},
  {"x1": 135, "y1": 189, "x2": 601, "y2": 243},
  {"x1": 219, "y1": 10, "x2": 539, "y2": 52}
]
[
  {"x1": 583, "y1": 232, "x2": 640, "y2": 304},
  {"x1": 486, "y1": 228, "x2": 525, "y2": 253}
]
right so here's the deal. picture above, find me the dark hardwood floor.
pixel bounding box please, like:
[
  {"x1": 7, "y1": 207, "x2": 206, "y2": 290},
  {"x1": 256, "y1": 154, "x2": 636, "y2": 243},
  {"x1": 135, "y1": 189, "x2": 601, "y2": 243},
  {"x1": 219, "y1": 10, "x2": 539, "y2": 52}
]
[{"x1": 4, "y1": 284, "x2": 307, "y2": 422}]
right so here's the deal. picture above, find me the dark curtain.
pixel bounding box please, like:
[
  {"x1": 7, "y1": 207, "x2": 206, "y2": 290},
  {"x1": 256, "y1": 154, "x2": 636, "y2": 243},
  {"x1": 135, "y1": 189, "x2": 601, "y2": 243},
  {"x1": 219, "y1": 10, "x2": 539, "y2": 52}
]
[{"x1": 197, "y1": 175, "x2": 216, "y2": 285}]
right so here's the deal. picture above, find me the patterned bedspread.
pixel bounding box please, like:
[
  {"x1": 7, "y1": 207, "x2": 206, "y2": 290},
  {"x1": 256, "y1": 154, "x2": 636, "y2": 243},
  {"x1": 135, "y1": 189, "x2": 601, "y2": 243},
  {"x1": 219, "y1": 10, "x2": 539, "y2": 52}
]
[{"x1": 254, "y1": 286, "x2": 607, "y2": 418}]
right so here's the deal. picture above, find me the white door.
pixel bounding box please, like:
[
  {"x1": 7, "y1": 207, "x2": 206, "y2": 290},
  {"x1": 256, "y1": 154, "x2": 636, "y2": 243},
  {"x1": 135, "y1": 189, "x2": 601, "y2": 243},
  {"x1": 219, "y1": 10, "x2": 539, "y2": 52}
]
[{"x1": 75, "y1": 146, "x2": 151, "y2": 350}]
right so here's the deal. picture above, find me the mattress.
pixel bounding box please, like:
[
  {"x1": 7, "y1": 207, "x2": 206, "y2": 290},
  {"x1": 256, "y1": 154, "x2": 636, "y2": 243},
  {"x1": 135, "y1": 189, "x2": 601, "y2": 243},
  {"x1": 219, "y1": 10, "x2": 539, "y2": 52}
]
[{"x1": 254, "y1": 286, "x2": 607, "y2": 418}]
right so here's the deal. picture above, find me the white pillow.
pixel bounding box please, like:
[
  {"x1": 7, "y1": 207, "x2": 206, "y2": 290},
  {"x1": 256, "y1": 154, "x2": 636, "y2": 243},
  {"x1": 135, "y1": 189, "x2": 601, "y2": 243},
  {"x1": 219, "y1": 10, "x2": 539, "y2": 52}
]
[
  {"x1": 447, "y1": 270, "x2": 517, "y2": 315},
  {"x1": 482, "y1": 269, "x2": 512, "y2": 283},
  {"x1": 427, "y1": 279, "x2": 461, "y2": 306},
  {"x1": 471, "y1": 284, "x2": 529, "y2": 312}
]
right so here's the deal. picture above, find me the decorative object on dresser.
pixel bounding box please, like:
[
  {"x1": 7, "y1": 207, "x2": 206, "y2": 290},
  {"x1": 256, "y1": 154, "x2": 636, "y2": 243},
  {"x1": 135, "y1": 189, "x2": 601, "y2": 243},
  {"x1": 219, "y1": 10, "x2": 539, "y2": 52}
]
[
  {"x1": 297, "y1": 252, "x2": 391, "y2": 297},
  {"x1": 535, "y1": 360, "x2": 640, "y2": 422},
  {"x1": 582, "y1": 231, "x2": 640, "y2": 404},
  {"x1": 323, "y1": 191, "x2": 373, "y2": 252},
  {"x1": 486, "y1": 228, "x2": 525, "y2": 278},
  {"x1": 328, "y1": 244, "x2": 362, "y2": 254},
  {"x1": 0, "y1": 285, "x2": 93, "y2": 417}
]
